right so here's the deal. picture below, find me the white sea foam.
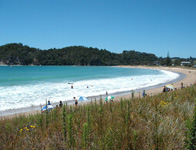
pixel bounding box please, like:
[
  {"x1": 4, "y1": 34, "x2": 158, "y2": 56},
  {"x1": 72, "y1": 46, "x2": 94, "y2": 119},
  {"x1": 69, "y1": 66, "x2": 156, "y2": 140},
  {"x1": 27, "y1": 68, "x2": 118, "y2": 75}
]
[{"x1": 0, "y1": 69, "x2": 179, "y2": 111}]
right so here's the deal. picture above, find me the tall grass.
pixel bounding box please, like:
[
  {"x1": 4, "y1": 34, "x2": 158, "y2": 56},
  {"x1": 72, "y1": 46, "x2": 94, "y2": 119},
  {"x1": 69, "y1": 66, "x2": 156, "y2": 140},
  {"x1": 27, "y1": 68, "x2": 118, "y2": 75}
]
[
  {"x1": 185, "y1": 98, "x2": 196, "y2": 150},
  {"x1": 1, "y1": 85, "x2": 196, "y2": 149}
]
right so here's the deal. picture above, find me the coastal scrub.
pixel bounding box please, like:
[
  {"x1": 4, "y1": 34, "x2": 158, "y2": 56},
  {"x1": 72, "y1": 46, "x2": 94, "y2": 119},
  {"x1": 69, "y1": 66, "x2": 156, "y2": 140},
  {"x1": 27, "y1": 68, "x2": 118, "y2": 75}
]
[{"x1": 0, "y1": 85, "x2": 196, "y2": 149}]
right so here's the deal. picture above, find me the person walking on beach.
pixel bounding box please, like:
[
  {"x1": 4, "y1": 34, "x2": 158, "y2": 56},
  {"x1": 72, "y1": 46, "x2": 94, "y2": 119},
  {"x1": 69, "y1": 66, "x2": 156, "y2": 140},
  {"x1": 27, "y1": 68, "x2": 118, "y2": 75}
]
[
  {"x1": 75, "y1": 99, "x2": 78, "y2": 107},
  {"x1": 163, "y1": 86, "x2": 166, "y2": 92},
  {"x1": 106, "y1": 91, "x2": 108, "y2": 97},
  {"x1": 142, "y1": 90, "x2": 147, "y2": 97},
  {"x1": 74, "y1": 97, "x2": 78, "y2": 107},
  {"x1": 59, "y1": 101, "x2": 63, "y2": 108},
  {"x1": 48, "y1": 100, "x2": 51, "y2": 105},
  {"x1": 181, "y1": 82, "x2": 184, "y2": 89}
]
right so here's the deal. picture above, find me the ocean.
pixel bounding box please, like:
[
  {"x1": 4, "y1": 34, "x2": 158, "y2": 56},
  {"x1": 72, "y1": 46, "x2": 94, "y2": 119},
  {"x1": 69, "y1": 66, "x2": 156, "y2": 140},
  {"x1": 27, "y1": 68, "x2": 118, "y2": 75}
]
[{"x1": 0, "y1": 66, "x2": 179, "y2": 111}]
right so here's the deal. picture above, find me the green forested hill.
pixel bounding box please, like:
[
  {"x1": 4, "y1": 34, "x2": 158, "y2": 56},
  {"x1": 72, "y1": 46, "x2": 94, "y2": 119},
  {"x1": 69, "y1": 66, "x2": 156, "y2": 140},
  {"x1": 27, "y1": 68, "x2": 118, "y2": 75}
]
[{"x1": 0, "y1": 43, "x2": 158, "y2": 65}]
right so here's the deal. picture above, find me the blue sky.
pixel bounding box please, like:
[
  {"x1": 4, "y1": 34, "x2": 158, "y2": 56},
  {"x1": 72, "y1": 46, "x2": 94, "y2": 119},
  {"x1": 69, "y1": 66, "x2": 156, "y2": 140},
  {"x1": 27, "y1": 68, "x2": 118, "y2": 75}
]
[{"x1": 0, "y1": 0, "x2": 195, "y2": 58}]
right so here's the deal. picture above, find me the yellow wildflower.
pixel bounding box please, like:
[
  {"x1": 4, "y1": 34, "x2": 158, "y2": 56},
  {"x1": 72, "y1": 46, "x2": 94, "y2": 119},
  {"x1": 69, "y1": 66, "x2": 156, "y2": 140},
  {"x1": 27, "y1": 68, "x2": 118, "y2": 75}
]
[
  {"x1": 23, "y1": 127, "x2": 29, "y2": 130},
  {"x1": 30, "y1": 125, "x2": 36, "y2": 128},
  {"x1": 160, "y1": 101, "x2": 168, "y2": 107}
]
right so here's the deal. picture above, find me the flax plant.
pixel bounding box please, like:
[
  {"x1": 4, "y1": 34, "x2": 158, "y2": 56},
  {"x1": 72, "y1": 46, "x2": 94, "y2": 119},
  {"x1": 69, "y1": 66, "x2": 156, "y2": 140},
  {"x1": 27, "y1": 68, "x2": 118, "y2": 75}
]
[
  {"x1": 82, "y1": 122, "x2": 88, "y2": 148},
  {"x1": 126, "y1": 100, "x2": 131, "y2": 126},
  {"x1": 68, "y1": 114, "x2": 74, "y2": 148},
  {"x1": 132, "y1": 90, "x2": 134, "y2": 99},
  {"x1": 185, "y1": 98, "x2": 196, "y2": 150},
  {"x1": 62, "y1": 104, "x2": 67, "y2": 144}
]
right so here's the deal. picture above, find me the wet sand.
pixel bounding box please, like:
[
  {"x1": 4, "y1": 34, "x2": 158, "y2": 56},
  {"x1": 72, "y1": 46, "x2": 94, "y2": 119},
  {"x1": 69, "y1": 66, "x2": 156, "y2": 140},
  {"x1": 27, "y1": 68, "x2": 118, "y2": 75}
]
[{"x1": 1, "y1": 66, "x2": 196, "y2": 120}]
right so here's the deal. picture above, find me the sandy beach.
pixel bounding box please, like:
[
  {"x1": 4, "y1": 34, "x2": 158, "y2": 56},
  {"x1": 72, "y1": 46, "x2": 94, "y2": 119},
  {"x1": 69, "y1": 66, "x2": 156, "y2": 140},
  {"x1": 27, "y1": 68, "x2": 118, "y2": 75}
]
[
  {"x1": 1, "y1": 66, "x2": 196, "y2": 120},
  {"x1": 114, "y1": 66, "x2": 196, "y2": 100}
]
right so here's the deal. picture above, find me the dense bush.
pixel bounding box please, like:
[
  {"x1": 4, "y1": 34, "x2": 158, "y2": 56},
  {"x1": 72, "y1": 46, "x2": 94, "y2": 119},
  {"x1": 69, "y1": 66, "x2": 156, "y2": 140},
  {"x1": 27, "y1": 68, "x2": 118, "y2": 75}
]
[{"x1": 0, "y1": 43, "x2": 157, "y2": 66}]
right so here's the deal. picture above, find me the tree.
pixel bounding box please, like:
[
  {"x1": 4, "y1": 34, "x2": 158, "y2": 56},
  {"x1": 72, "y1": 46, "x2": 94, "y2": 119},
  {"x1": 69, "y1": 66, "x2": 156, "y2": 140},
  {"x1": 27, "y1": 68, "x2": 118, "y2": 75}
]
[{"x1": 165, "y1": 51, "x2": 172, "y2": 66}]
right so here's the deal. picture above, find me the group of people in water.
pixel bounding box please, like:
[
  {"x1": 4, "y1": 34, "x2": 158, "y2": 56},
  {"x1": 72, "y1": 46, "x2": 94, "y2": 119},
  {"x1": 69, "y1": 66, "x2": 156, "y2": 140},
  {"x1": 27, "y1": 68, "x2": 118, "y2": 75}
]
[{"x1": 70, "y1": 84, "x2": 92, "y2": 89}]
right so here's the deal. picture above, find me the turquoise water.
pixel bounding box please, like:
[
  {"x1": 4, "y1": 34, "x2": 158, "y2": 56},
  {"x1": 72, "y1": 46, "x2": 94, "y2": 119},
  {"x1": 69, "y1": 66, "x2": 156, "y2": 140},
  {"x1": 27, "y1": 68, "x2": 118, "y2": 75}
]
[
  {"x1": 0, "y1": 66, "x2": 179, "y2": 111},
  {"x1": 0, "y1": 66, "x2": 160, "y2": 86}
]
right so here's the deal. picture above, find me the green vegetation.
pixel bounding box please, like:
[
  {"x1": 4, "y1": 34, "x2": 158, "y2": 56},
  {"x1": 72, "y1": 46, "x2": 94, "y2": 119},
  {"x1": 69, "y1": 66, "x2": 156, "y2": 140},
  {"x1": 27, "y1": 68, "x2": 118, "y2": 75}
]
[
  {"x1": 0, "y1": 43, "x2": 158, "y2": 66},
  {"x1": 185, "y1": 98, "x2": 196, "y2": 150},
  {"x1": 1, "y1": 85, "x2": 196, "y2": 149},
  {"x1": 1, "y1": 43, "x2": 195, "y2": 66},
  {"x1": 0, "y1": 43, "x2": 166, "y2": 66}
]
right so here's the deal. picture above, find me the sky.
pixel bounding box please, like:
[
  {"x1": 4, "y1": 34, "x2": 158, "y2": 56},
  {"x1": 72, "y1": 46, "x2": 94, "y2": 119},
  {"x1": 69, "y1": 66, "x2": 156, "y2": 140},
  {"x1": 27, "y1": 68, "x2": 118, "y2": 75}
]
[{"x1": 0, "y1": 0, "x2": 195, "y2": 58}]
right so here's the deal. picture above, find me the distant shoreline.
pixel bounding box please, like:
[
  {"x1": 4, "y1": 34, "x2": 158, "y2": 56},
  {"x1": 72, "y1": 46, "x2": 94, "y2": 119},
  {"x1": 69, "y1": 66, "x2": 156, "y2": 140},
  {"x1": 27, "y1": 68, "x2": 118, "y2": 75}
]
[
  {"x1": 114, "y1": 66, "x2": 195, "y2": 99},
  {"x1": 1, "y1": 66, "x2": 195, "y2": 119}
]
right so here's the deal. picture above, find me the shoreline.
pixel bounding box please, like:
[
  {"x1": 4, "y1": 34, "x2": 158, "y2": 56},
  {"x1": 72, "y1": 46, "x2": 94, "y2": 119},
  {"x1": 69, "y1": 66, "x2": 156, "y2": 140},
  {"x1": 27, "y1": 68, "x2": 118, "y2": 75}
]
[
  {"x1": 1, "y1": 66, "x2": 196, "y2": 119},
  {"x1": 114, "y1": 66, "x2": 196, "y2": 99}
]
